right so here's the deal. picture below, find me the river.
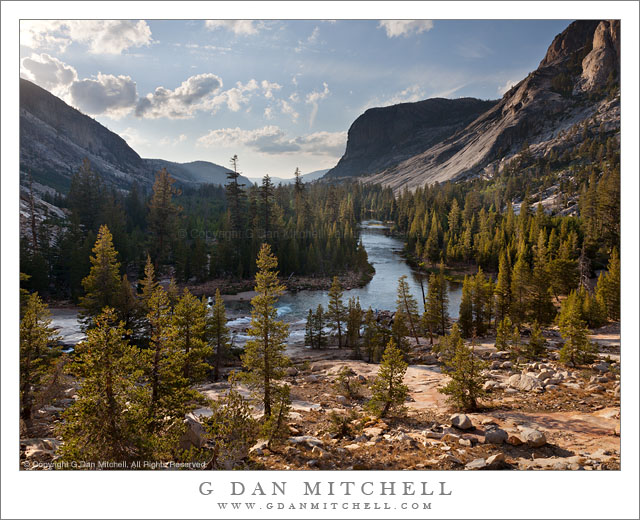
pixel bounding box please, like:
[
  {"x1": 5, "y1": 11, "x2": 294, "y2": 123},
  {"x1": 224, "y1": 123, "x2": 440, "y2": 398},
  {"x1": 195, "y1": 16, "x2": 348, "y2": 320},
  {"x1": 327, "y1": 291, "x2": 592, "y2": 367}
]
[{"x1": 50, "y1": 220, "x2": 462, "y2": 345}]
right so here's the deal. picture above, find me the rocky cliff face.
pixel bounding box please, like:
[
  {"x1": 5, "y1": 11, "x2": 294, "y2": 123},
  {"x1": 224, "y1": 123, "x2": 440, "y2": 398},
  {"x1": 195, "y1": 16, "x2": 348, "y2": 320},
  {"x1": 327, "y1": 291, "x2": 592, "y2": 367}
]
[
  {"x1": 337, "y1": 20, "x2": 620, "y2": 192},
  {"x1": 325, "y1": 97, "x2": 497, "y2": 179},
  {"x1": 20, "y1": 78, "x2": 150, "y2": 192},
  {"x1": 20, "y1": 78, "x2": 239, "y2": 193}
]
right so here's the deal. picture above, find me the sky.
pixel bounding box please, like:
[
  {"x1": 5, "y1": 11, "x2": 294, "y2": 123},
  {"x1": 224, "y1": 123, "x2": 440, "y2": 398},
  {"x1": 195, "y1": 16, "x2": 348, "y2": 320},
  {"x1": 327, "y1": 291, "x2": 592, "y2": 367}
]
[{"x1": 19, "y1": 19, "x2": 571, "y2": 179}]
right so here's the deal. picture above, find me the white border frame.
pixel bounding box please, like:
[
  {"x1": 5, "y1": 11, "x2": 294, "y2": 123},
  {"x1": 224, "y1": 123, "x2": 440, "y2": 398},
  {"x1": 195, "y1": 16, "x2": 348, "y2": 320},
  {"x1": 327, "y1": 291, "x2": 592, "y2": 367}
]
[{"x1": 2, "y1": 2, "x2": 638, "y2": 519}]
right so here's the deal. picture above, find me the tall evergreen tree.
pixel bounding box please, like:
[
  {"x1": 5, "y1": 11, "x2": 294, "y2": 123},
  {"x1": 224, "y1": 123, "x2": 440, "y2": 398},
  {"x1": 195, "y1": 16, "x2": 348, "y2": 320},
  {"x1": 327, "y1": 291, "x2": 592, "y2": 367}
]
[
  {"x1": 327, "y1": 276, "x2": 347, "y2": 347},
  {"x1": 510, "y1": 253, "x2": 530, "y2": 326},
  {"x1": 596, "y1": 248, "x2": 620, "y2": 320},
  {"x1": 148, "y1": 168, "x2": 181, "y2": 267},
  {"x1": 439, "y1": 332, "x2": 487, "y2": 411},
  {"x1": 58, "y1": 308, "x2": 151, "y2": 463},
  {"x1": 345, "y1": 296, "x2": 363, "y2": 350},
  {"x1": 458, "y1": 276, "x2": 474, "y2": 337},
  {"x1": 312, "y1": 304, "x2": 328, "y2": 349},
  {"x1": 495, "y1": 251, "x2": 511, "y2": 323},
  {"x1": 79, "y1": 225, "x2": 121, "y2": 326},
  {"x1": 172, "y1": 288, "x2": 210, "y2": 382},
  {"x1": 396, "y1": 275, "x2": 421, "y2": 345},
  {"x1": 241, "y1": 244, "x2": 290, "y2": 418},
  {"x1": 20, "y1": 292, "x2": 60, "y2": 423},
  {"x1": 558, "y1": 300, "x2": 597, "y2": 366},
  {"x1": 366, "y1": 339, "x2": 409, "y2": 418},
  {"x1": 530, "y1": 230, "x2": 556, "y2": 324}
]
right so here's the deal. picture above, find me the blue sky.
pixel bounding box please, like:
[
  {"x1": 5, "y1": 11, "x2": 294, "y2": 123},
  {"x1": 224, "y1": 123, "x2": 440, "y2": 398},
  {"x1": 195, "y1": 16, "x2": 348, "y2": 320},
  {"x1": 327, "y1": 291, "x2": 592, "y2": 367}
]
[{"x1": 20, "y1": 19, "x2": 571, "y2": 178}]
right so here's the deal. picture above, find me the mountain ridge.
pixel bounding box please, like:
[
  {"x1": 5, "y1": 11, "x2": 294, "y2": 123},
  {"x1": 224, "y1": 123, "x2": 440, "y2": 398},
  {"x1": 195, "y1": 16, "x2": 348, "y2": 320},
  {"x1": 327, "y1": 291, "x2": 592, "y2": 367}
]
[
  {"x1": 20, "y1": 78, "x2": 245, "y2": 193},
  {"x1": 331, "y1": 20, "x2": 620, "y2": 192}
]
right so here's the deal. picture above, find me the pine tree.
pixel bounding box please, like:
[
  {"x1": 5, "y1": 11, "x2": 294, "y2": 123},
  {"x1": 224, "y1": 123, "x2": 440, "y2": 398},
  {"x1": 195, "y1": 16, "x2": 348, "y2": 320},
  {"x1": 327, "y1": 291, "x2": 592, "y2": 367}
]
[
  {"x1": 458, "y1": 276, "x2": 474, "y2": 337},
  {"x1": 439, "y1": 332, "x2": 487, "y2": 411},
  {"x1": 362, "y1": 307, "x2": 379, "y2": 363},
  {"x1": 115, "y1": 274, "x2": 140, "y2": 339},
  {"x1": 173, "y1": 288, "x2": 211, "y2": 382},
  {"x1": 79, "y1": 225, "x2": 122, "y2": 326},
  {"x1": 208, "y1": 289, "x2": 230, "y2": 380},
  {"x1": 558, "y1": 301, "x2": 597, "y2": 366},
  {"x1": 495, "y1": 251, "x2": 511, "y2": 323},
  {"x1": 433, "y1": 322, "x2": 463, "y2": 367},
  {"x1": 148, "y1": 168, "x2": 181, "y2": 267},
  {"x1": 471, "y1": 267, "x2": 489, "y2": 335},
  {"x1": 510, "y1": 253, "x2": 530, "y2": 326},
  {"x1": 313, "y1": 304, "x2": 328, "y2": 349},
  {"x1": 241, "y1": 244, "x2": 290, "y2": 418},
  {"x1": 146, "y1": 285, "x2": 193, "y2": 433},
  {"x1": 20, "y1": 292, "x2": 61, "y2": 423},
  {"x1": 345, "y1": 296, "x2": 363, "y2": 351},
  {"x1": 259, "y1": 174, "x2": 276, "y2": 241},
  {"x1": 58, "y1": 308, "x2": 151, "y2": 463},
  {"x1": 305, "y1": 309, "x2": 316, "y2": 348},
  {"x1": 366, "y1": 339, "x2": 409, "y2": 418},
  {"x1": 596, "y1": 248, "x2": 620, "y2": 320},
  {"x1": 202, "y1": 372, "x2": 257, "y2": 469},
  {"x1": 525, "y1": 321, "x2": 547, "y2": 359},
  {"x1": 327, "y1": 276, "x2": 347, "y2": 347},
  {"x1": 530, "y1": 230, "x2": 556, "y2": 324},
  {"x1": 396, "y1": 275, "x2": 421, "y2": 345},
  {"x1": 495, "y1": 316, "x2": 512, "y2": 352}
]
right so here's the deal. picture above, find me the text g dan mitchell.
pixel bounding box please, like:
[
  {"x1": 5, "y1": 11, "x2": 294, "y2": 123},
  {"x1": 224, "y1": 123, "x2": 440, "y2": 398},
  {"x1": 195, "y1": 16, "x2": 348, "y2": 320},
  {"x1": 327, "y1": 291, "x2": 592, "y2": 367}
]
[{"x1": 199, "y1": 480, "x2": 453, "y2": 497}]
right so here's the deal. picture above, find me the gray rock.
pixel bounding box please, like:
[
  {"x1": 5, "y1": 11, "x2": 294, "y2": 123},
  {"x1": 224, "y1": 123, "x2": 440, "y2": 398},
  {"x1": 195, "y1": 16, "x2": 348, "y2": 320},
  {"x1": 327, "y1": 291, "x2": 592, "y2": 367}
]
[
  {"x1": 465, "y1": 458, "x2": 487, "y2": 470},
  {"x1": 450, "y1": 413, "x2": 473, "y2": 430},
  {"x1": 519, "y1": 427, "x2": 547, "y2": 447},
  {"x1": 508, "y1": 374, "x2": 543, "y2": 392},
  {"x1": 288, "y1": 436, "x2": 324, "y2": 448},
  {"x1": 179, "y1": 413, "x2": 207, "y2": 450},
  {"x1": 286, "y1": 367, "x2": 299, "y2": 376},
  {"x1": 593, "y1": 362, "x2": 610, "y2": 372},
  {"x1": 485, "y1": 428, "x2": 508, "y2": 445},
  {"x1": 486, "y1": 453, "x2": 505, "y2": 466}
]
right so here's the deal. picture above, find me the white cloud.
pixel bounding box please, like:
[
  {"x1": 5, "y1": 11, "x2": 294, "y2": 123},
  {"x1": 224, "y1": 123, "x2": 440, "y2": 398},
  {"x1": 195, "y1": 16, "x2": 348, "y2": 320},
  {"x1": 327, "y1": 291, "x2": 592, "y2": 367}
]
[
  {"x1": 378, "y1": 84, "x2": 426, "y2": 106},
  {"x1": 205, "y1": 20, "x2": 260, "y2": 35},
  {"x1": 159, "y1": 134, "x2": 188, "y2": 147},
  {"x1": 378, "y1": 20, "x2": 434, "y2": 38},
  {"x1": 135, "y1": 73, "x2": 223, "y2": 118},
  {"x1": 210, "y1": 79, "x2": 259, "y2": 113},
  {"x1": 308, "y1": 26, "x2": 320, "y2": 44},
  {"x1": 279, "y1": 99, "x2": 299, "y2": 122},
  {"x1": 264, "y1": 107, "x2": 274, "y2": 119},
  {"x1": 305, "y1": 82, "x2": 330, "y2": 128},
  {"x1": 20, "y1": 20, "x2": 152, "y2": 54},
  {"x1": 197, "y1": 126, "x2": 346, "y2": 157},
  {"x1": 69, "y1": 73, "x2": 138, "y2": 118},
  {"x1": 20, "y1": 53, "x2": 77, "y2": 95},
  {"x1": 261, "y1": 80, "x2": 281, "y2": 99},
  {"x1": 498, "y1": 78, "x2": 520, "y2": 95}
]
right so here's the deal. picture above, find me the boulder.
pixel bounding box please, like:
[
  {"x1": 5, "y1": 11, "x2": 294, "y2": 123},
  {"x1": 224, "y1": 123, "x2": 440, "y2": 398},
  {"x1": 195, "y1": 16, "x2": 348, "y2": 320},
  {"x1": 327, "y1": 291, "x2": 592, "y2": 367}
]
[
  {"x1": 507, "y1": 434, "x2": 524, "y2": 446},
  {"x1": 450, "y1": 413, "x2": 473, "y2": 430},
  {"x1": 465, "y1": 458, "x2": 487, "y2": 470},
  {"x1": 508, "y1": 374, "x2": 543, "y2": 392},
  {"x1": 179, "y1": 413, "x2": 207, "y2": 450},
  {"x1": 486, "y1": 453, "x2": 505, "y2": 466},
  {"x1": 363, "y1": 426, "x2": 384, "y2": 438},
  {"x1": 485, "y1": 428, "x2": 508, "y2": 445},
  {"x1": 519, "y1": 427, "x2": 547, "y2": 447},
  {"x1": 286, "y1": 367, "x2": 299, "y2": 376},
  {"x1": 593, "y1": 362, "x2": 610, "y2": 373},
  {"x1": 288, "y1": 436, "x2": 324, "y2": 448}
]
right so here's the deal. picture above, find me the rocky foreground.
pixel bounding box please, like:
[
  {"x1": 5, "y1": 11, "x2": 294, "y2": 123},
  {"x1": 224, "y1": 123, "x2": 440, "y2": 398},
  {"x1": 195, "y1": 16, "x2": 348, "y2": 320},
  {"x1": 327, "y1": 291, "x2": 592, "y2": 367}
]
[{"x1": 21, "y1": 323, "x2": 620, "y2": 471}]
